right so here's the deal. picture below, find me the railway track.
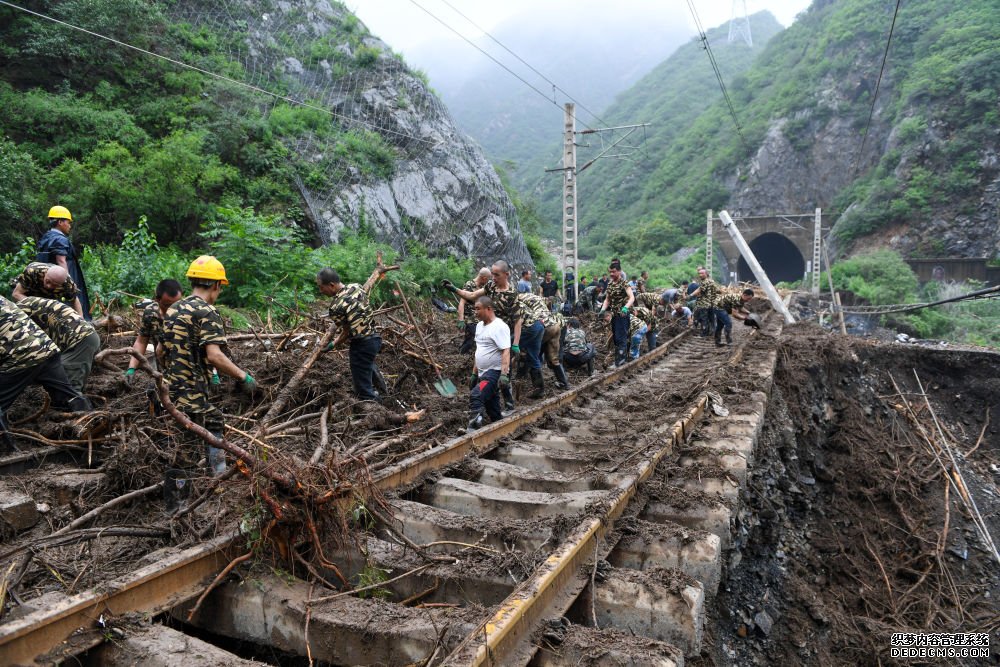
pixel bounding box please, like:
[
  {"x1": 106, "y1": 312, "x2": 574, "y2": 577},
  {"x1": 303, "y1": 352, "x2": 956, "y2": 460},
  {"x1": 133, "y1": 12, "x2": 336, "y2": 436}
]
[{"x1": 1, "y1": 314, "x2": 784, "y2": 666}]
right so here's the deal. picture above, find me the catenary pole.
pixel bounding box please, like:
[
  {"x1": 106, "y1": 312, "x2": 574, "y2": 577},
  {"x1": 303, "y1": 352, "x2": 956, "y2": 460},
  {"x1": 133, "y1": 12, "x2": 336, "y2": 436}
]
[{"x1": 719, "y1": 210, "x2": 795, "y2": 323}]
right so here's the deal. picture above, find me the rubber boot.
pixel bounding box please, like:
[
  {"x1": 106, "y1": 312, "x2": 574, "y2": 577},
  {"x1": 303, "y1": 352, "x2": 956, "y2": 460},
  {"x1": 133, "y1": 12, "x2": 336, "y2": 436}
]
[
  {"x1": 1, "y1": 410, "x2": 18, "y2": 454},
  {"x1": 586, "y1": 357, "x2": 594, "y2": 377},
  {"x1": 468, "y1": 410, "x2": 484, "y2": 431},
  {"x1": 715, "y1": 332, "x2": 724, "y2": 347},
  {"x1": 163, "y1": 468, "x2": 191, "y2": 515},
  {"x1": 67, "y1": 395, "x2": 93, "y2": 412},
  {"x1": 553, "y1": 364, "x2": 570, "y2": 389},
  {"x1": 207, "y1": 445, "x2": 227, "y2": 476},
  {"x1": 501, "y1": 382, "x2": 515, "y2": 414},
  {"x1": 529, "y1": 368, "x2": 545, "y2": 399},
  {"x1": 726, "y1": 331, "x2": 733, "y2": 345}
]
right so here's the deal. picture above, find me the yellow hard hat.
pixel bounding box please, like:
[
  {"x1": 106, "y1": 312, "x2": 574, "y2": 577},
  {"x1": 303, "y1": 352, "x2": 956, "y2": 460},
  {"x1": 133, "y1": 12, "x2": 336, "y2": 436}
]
[
  {"x1": 48, "y1": 205, "x2": 73, "y2": 221},
  {"x1": 186, "y1": 255, "x2": 229, "y2": 285}
]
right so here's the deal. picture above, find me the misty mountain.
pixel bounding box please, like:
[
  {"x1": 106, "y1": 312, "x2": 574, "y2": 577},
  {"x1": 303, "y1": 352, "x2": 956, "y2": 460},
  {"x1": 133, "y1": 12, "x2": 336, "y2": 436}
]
[
  {"x1": 574, "y1": 0, "x2": 1000, "y2": 265},
  {"x1": 408, "y1": 2, "x2": 692, "y2": 177}
]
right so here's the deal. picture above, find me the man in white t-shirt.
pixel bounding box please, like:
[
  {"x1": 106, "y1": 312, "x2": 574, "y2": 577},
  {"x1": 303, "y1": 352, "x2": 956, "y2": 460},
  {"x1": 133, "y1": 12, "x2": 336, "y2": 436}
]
[{"x1": 468, "y1": 296, "x2": 511, "y2": 430}]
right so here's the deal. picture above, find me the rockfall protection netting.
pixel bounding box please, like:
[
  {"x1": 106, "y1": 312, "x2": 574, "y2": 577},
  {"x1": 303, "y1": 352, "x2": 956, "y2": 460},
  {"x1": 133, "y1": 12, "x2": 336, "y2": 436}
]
[{"x1": 166, "y1": 0, "x2": 533, "y2": 268}]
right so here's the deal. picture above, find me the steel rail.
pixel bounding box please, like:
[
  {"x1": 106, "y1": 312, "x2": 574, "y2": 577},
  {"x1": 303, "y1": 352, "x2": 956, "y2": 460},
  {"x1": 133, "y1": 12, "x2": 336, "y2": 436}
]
[
  {"x1": 0, "y1": 329, "x2": 692, "y2": 665},
  {"x1": 0, "y1": 534, "x2": 238, "y2": 665},
  {"x1": 447, "y1": 316, "x2": 763, "y2": 665},
  {"x1": 372, "y1": 328, "x2": 690, "y2": 492}
]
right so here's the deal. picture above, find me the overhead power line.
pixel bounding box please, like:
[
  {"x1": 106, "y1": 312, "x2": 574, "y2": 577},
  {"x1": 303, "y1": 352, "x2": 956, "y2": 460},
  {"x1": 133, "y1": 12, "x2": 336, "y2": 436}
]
[
  {"x1": 433, "y1": 0, "x2": 612, "y2": 128},
  {"x1": 684, "y1": 0, "x2": 759, "y2": 182},
  {"x1": 836, "y1": 284, "x2": 1000, "y2": 315},
  {"x1": 404, "y1": 0, "x2": 596, "y2": 131},
  {"x1": 849, "y1": 0, "x2": 903, "y2": 181},
  {"x1": 0, "y1": 0, "x2": 436, "y2": 146}
]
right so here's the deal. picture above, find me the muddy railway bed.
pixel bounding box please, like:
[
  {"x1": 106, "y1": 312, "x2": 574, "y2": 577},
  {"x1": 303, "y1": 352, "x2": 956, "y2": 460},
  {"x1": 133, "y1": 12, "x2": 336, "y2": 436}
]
[{"x1": 0, "y1": 315, "x2": 784, "y2": 667}]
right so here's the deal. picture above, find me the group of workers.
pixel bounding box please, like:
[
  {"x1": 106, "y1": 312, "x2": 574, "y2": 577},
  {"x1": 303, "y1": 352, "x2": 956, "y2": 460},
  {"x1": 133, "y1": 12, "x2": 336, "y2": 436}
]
[
  {"x1": 443, "y1": 258, "x2": 758, "y2": 431},
  {"x1": 2, "y1": 206, "x2": 761, "y2": 501}
]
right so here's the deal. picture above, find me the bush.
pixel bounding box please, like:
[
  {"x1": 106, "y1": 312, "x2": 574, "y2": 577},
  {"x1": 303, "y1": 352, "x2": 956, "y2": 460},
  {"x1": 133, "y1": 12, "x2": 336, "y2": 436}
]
[{"x1": 830, "y1": 249, "x2": 918, "y2": 304}]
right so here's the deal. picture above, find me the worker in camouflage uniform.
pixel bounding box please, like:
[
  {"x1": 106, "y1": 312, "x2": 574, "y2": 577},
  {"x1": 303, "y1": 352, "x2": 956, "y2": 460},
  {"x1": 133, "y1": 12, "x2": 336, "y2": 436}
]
[
  {"x1": 317, "y1": 261, "x2": 393, "y2": 402},
  {"x1": 541, "y1": 308, "x2": 570, "y2": 389},
  {"x1": 125, "y1": 279, "x2": 184, "y2": 383},
  {"x1": 599, "y1": 261, "x2": 635, "y2": 367},
  {"x1": 632, "y1": 304, "x2": 658, "y2": 353},
  {"x1": 444, "y1": 260, "x2": 522, "y2": 413},
  {"x1": 515, "y1": 292, "x2": 549, "y2": 398},
  {"x1": 16, "y1": 297, "x2": 101, "y2": 393},
  {"x1": 634, "y1": 289, "x2": 662, "y2": 321},
  {"x1": 627, "y1": 307, "x2": 649, "y2": 360},
  {"x1": 635, "y1": 270, "x2": 649, "y2": 294},
  {"x1": 11, "y1": 262, "x2": 84, "y2": 317},
  {"x1": 1, "y1": 296, "x2": 91, "y2": 453},
  {"x1": 714, "y1": 288, "x2": 755, "y2": 346},
  {"x1": 456, "y1": 268, "x2": 491, "y2": 354},
  {"x1": 561, "y1": 317, "x2": 595, "y2": 376},
  {"x1": 162, "y1": 256, "x2": 256, "y2": 484},
  {"x1": 688, "y1": 267, "x2": 720, "y2": 338}
]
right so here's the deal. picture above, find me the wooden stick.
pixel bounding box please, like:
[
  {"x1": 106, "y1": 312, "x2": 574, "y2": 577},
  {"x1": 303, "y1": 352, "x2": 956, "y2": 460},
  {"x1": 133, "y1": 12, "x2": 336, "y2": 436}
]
[
  {"x1": 259, "y1": 326, "x2": 336, "y2": 428},
  {"x1": 55, "y1": 483, "x2": 163, "y2": 535},
  {"x1": 965, "y1": 409, "x2": 989, "y2": 457},
  {"x1": 186, "y1": 551, "x2": 253, "y2": 622},
  {"x1": 309, "y1": 405, "x2": 331, "y2": 466},
  {"x1": 311, "y1": 564, "x2": 435, "y2": 604}
]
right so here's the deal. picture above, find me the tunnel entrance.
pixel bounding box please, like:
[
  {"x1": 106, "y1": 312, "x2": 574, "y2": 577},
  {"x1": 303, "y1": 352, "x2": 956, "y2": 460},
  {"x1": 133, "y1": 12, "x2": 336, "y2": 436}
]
[{"x1": 736, "y1": 232, "x2": 805, "y2": 284}]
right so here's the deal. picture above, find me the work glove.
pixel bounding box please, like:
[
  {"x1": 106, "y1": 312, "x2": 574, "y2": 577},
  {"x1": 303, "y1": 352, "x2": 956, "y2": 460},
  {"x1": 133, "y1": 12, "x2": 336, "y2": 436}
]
[
  {"x1": 243, "y1": 373, "x2": 257, "y2": 389},
  {"x1": 123, "y1": 368, "x2": 137, "y2": 386},
  {"x1": 469, "y1": 371, "x2": 479, "y2": 390},
  {"x1": 499, "y1": 373, "x2": 510, "y2": 386},
  {"x1": 324, "y1": 341, "x2": 335, "y2": 353},
  {"x1": 210, "y1": 372, "x2": 221, "y2": 386},
  {"x1": 440, "y1": 279, "x2": 458, "y2": 293},
  {"x1": 511, "y1": 344, "x2": 520, "y2": 354},
  {"x1": 457, "y1": 320, "x2": 467, "y2": 330},
  {"x1": 621, "y1": 306, "x2": 630, "y2": 315}
]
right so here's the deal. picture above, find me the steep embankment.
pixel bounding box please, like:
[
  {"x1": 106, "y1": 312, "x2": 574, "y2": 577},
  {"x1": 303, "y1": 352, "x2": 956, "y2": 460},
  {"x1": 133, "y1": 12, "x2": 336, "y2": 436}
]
[
  {"x1": 565, "y1": 0, "x2": 1000, "y2": 263},
  {"x1": 0, "y1": 0, "x2": 531, "y2": 267}
]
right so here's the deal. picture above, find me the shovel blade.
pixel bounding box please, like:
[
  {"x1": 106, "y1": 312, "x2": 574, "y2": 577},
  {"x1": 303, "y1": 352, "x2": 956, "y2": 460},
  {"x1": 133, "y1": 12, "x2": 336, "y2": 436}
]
[{"x1": 434, "y1": 377, "x2": 458, "y2": 396}]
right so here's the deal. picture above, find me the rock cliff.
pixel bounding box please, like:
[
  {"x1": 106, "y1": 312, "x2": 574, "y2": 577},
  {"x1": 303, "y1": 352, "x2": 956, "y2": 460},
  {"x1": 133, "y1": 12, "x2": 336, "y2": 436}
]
[{"x1": 182, "y1": 0, "x2": 532, "y2": 268}]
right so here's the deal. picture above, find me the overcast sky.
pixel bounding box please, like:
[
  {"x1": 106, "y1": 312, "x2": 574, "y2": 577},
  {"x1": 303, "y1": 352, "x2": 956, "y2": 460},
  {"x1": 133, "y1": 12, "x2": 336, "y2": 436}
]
[{"x1": 352, "y1": 0, "x2": 814, "y2": 55}]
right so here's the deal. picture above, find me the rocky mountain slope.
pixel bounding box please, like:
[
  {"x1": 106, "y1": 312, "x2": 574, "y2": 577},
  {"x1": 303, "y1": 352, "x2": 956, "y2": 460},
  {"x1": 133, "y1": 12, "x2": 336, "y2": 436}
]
[
  {"x1": 549, "y1": 0, "x2": 1000, "y2": 264},
  {"x1": 0, "y1": 0, "x2": 531, "y2": 267}
]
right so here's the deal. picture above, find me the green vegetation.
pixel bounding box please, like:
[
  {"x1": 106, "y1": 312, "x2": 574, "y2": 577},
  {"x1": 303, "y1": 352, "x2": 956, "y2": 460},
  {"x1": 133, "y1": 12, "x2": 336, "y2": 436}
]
[
  {"x1": 522, "y1": 12, "x2": 782, "y2": 259},
  {"x1": 529, "y1": 0, "x2": 999, "y2": 262},
  {"x1": 2, "y1": 211, "x2": 473, "y2": 320},
  {"x1": 0, "y1": 0, "x2": 410, "y2": 253},
  {"x1": 826, "y1": 249, "x2": 1000, "y2": 347}
]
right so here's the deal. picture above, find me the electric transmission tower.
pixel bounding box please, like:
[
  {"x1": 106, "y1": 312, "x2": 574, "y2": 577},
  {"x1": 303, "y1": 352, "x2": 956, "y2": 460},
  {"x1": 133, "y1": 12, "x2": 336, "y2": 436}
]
[{"x1": 728, "y1": 0, "x2": 753, "y2": 46}]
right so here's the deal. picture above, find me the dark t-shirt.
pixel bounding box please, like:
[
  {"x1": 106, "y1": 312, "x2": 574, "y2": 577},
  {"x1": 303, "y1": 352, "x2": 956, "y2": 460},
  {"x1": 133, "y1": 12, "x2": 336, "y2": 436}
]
[{"x1": 540, "y1": 279, "x2": 558, "y2": 297}]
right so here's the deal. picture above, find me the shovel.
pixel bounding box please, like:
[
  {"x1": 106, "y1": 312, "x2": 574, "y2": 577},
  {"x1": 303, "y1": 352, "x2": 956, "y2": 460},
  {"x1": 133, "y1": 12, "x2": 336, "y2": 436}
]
[{"x1": 394, "y1": 280, "x2": 458, "y2": 396}]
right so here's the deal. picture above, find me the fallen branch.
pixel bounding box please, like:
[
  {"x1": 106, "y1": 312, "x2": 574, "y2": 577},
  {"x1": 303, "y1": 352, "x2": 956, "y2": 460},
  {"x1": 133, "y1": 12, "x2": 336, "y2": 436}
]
[
  {"x1": 311, "y1": 563, "x2": 435, "y2": 604},
  {"x1": 309, "y1": 405, "x2": 331, "y2": 466},
  {"x1": 56, "y1": 483, "x2": 163, "y2": 535},
  {"x1": 258, "y1": 326, "x2": 336, "y2": 429},
  {"x1": 186, "y1": 550, "x2": 253, "y2": 622},
  {"x1": 97, "y1": 347, "x2": 297, "y2": 491}
]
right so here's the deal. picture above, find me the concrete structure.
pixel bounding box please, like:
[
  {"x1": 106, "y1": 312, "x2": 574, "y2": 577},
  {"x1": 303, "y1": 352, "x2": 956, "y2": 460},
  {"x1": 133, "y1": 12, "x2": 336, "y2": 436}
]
[
  {"x1": 905, "y1": 257, "x2": 1000, "y2": 285},
  {"x1": 708, "y1": 210, "x2": 831, "y2": 289}
]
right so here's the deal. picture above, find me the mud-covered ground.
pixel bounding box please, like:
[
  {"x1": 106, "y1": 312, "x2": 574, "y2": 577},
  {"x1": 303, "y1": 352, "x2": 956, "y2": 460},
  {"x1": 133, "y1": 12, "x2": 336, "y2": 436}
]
[
  {"x1": 0, "y1": 300, "x2": 621, "y2": 605},
  {"x1": 695, "y1": 323, "x2": 1000, "y2": 666}
]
